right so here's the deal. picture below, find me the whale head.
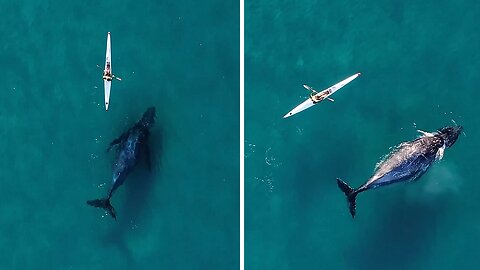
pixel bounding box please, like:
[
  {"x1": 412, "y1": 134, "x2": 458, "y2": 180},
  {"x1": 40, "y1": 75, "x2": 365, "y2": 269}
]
[
  {"x1": 140, "y1": 107, "x2": 156, "y2": 129},
  {"x1": 438, "y1": 126, "x2": 463, "y2": 148}
]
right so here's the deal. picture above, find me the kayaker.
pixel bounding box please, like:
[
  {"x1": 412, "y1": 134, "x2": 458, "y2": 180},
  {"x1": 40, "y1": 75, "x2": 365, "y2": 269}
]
[
  {"x1": 310, "y1": 92, "x2": 328, "y2": 103},
  {"x1": 103, "y1": 69, "x2": 113, "y2": 81}
]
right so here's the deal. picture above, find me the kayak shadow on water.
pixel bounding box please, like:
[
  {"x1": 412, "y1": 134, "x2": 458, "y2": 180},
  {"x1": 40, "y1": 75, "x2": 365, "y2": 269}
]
[{"x1": 345, "y1": 191, "x2": 451, "y2": 270}]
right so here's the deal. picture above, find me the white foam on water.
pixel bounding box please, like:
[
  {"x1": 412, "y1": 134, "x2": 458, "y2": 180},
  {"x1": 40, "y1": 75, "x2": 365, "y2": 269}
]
[
  {"x1": 254, "y1": 174, "x2": 274, "y2": 193},
  {"x1": 265, "y1": 147, "x2": 282, "y2": 168},
  {"x1": 295, "y1": 126, "x2": 303, "y2": 135},
  {"x1": 244, "y1": 140, "x2": 256, "y2": 158}
]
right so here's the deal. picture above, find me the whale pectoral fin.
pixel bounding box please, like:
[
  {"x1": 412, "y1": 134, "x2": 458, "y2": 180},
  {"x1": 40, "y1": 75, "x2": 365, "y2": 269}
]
[
  {"x1": 107, "y1": 138, "x2": 122, "y2": 152},
  {"x1": 435, "y1": 145, "x2": 445, "y2": 160},
  {"x1": 107, "y1": 132, "x2": 129, "y2": 152},
  {"x1": 407, "y1": 166, "x2": 430, "y2": 183},
  {"x1": 417, "y1": 130, "x2": 434, "y2": 137}
]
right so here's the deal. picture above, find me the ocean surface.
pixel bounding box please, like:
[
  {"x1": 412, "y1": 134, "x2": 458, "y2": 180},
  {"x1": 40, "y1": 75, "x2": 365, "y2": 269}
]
[
  {"x1": 246, "y1": 1, "x2": 479, "y2": 269},
  {"x1": 0, "y1": 0, "x2": 238, "y2": 269}
]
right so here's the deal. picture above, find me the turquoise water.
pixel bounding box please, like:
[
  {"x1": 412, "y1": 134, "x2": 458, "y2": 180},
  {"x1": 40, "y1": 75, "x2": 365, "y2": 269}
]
[
  {"x1": 246, "y1": 1, "x2": 479, "y2": 269},
  {"x1": 0, "y1": 0, "x2": 238, "y2": 269}
]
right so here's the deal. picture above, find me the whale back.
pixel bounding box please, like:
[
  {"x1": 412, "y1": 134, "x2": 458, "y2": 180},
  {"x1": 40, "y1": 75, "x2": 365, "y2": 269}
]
[
  {"x1": 366, "y1": 135, "x2": 444, "y2": 188},
  {"x1": 368, "y1": 154, "x2": 433, "y2": 188},
  {"x1": 110, "y1": 120, "x2": 151, "y2": 194}
]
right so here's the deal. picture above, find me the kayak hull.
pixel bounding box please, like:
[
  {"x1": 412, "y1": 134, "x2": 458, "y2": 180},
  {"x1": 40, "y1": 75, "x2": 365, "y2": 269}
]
[
  {"x1": 283, "y1": 98, "x2": 315, "y2": 118},
  {"x1": 283, "y1": 72, "x2": 361, "y2": 118},
  {"x1": 104, "y1": 80, "x2": 111, "y2": 110},
  {"x1": 104, "y1": 32, "x2": 112, "y2": 110}
]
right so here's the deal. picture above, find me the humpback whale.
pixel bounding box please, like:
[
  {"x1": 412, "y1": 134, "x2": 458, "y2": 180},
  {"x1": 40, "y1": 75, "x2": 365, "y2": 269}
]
[
  {"x1": 337, "y1": 126, "x2": 462, "y2": 218},
  {"x1": 87, "y1": 107, "x2": 156, "y2": 219}
]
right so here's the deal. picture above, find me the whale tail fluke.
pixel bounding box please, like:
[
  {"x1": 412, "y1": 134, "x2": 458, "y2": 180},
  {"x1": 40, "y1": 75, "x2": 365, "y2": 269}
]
[
  {"x1": 87, "y1": 197, "x2": 117, "y2": 219},
  {"x1": 336, "y1": 178, "x2": 358, "y2": 218}
]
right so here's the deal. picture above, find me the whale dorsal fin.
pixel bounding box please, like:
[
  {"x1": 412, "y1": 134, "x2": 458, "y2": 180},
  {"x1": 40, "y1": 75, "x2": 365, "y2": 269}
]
[{"x1": 417, "y1": 129, "x2": 435, "y2": 137}]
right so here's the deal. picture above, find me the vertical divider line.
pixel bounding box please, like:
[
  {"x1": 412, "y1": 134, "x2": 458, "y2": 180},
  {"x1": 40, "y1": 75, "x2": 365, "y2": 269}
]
[{"x1": 240, "y1": 0, "x2": 245, "y2": 269}]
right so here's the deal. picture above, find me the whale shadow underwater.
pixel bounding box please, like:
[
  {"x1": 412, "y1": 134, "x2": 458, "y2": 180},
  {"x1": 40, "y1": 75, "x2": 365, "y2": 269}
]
[
  {"x1": 94, "y1": 154, "x2": 162, "y2": 269},
  {"x1": 337, "y1": 125, "x2": 463, "y2": 218},
  {"x1": 345, "y1": 191, "x2": 453, "y2": 270},
  {"x1": 87, "y1": 106, "x2": 159, "y2": 220},
  {"x1": 124, "y1": 130, "x2": 162, "y2": 215}
]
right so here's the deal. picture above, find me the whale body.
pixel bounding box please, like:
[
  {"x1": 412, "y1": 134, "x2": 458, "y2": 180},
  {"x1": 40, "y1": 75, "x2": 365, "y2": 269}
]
[
  {"x1": 87, "y1": 107, "x2": 156, "y2": 219},
  {"x1": 337, "y1": 126, "x2": 462, "y2": 218}
]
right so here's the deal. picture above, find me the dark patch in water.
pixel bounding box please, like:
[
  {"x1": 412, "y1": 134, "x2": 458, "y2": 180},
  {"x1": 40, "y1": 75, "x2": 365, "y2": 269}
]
[
  {"x1": 97, "y1": 126, "x2": 163, "y2": 267},
  {"x1": 346, "y1": 192, "x2": 450, "y2": 270}
]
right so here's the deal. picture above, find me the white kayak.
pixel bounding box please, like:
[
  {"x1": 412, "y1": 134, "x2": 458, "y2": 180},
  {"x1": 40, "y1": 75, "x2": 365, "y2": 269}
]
[
  {"x1": 104, "y1": 32, "x2": 112, "y2": 110},
  {"x1": 283, "y1": 72, "x2": 361, "y2": 118}
]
